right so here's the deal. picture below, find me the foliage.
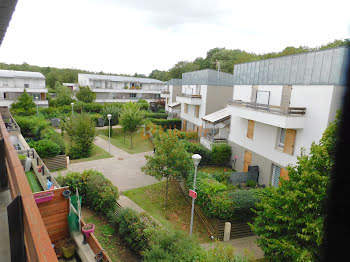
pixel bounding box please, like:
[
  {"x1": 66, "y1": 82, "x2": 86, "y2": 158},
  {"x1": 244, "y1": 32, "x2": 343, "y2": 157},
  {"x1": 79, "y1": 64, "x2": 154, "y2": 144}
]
[
  {"x1": 88, "y1": 113, "x2": 103, "y2": 127},
  {"x1": 14, "y1": 115, "x2": 48, "y2": 139},
  {"x1": 142, "y1": 130, "x2": 193, "y2": 206},
  {"x1": 56, "y1": 169, "x2": 119, "y2": 215},
  {"x1": 250, "y1": 116, "x2": 339, "y2": 261},
  {"x1": 11, "y1": 89, "x2": 36, "y2": 111},
  {"x1": 28, "y1": 139, "x2": 61, "y2": 158},
  {"x1": 62, "y1": 113, "x2": 96, "y2": 159},
  {"x1": 119, "y1": 102, "x2": 144, "y2": 148},
  {"x1": 184, "y1": 141, "x2": 212, "y2": 166},
  {"x1": 114, "y1": 208, "x2": 157, "y2": 254},
  {"x1": 137, "y1": 99, "x2": 150, "y2": 111},
  {"x1": 144, "y1": 112, "x2": 168, "y2": 119},
  {"x1": 229, "y1": 190, "x2": 260, "y2": 221},
  {"x1": 18, "y1": 154, "x2": 27, "y2": 161},
  {"x1": 149, "y1": 118, "x2": 181, "y2": 130},
  {"x1": 40, "y1": 127, "x2": 65, "y2": 154},
  {"x1": 100, "y1": 106, "x2": 121, "y2": 126},
  {"x1": 54, "y1": 82, "x2": 74, "y2": 106},
  {"x1": 76, "y1": 86, "x2": 96, "y2": 103},
  {"x1": 211, "y1": 144, "x2": 232, "y2": 166},
  {"x1": 246, "y1": 180, "x2": 257, "y2": 188}
]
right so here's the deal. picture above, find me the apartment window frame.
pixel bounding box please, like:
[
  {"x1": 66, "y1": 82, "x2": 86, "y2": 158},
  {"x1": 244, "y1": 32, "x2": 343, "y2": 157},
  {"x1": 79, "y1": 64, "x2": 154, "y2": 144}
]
[
  {"x1": 278, "y1": 128, "x2": 286, "y2": 149},
  {"x1": 24, "y1": 83, "x2": 29, "y2": 89},
  {"x1": 255, "y1": 90, "x2": 270, "y2": 105},
  {"x1": 129, "y1": 93, "x2": 137, "y2": 98}
]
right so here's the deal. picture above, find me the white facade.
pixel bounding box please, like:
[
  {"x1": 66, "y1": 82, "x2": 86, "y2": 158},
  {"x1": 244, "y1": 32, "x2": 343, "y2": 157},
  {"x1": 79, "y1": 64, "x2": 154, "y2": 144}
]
[
  {"x1": 0, "y1": 70, "x2": 48, "y2": 107},
  {"x1": 78, "y1": 73, "x2": 165, "y2": 103}
]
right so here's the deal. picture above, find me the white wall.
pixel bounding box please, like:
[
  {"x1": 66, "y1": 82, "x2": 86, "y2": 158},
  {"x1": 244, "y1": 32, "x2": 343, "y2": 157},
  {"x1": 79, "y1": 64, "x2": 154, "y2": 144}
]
[
  {"x1": 257, "y1": 85, "x2": 283, "y2": 106},
  {"x1": 233, "y1": 85, "x2": 252, "y2": 101}
]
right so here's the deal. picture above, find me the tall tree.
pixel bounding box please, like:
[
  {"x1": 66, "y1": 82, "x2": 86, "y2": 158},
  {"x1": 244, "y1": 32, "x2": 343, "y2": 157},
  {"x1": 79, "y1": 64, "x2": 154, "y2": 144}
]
[
  {"x1": 250, "y1": 115, "x2": 339, "y2": 261},
  {"x1": 11, "y1": 89, "x2": 36, "y2": 111},
  {"x1": 55, "y1": 82, "x2": 74, "y2": 106},
  {"x1": 142, "y1": 130, "x2": 193, "y2": 206},
  {"x1": 76, "y1": 86, "x2": 96, "y2": 103},
  {"x1": 118, "y1": 102, "x2": 144, "y2": 149}
]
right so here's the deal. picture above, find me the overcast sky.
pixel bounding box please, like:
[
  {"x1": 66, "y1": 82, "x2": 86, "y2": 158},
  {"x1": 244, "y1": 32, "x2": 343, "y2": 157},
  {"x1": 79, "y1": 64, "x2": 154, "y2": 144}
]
[{"x1": 0, "y1": 0, "x2": 349, "y2": 75}]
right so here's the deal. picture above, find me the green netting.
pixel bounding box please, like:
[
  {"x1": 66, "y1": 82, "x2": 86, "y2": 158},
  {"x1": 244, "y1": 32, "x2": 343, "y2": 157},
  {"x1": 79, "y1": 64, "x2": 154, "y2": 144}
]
[{"x1": 67, "y1": 195, "x2": 82, "y2": 233}]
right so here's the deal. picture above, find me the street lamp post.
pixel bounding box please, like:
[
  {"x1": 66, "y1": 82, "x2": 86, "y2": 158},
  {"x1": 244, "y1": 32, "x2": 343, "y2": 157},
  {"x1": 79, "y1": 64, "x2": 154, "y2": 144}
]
[
  {"x1": 107, "y1": 114, "x2": 112, "y2": 154},
  {"x1": 190, "y1": 154, "x2": 202, "y2": 237},
  {"x1": 71, "y1": 102, "x2": 74, "y2": 114},
  {"x1": 35, "y1": 96, "x2": 39, "y2": 115}
]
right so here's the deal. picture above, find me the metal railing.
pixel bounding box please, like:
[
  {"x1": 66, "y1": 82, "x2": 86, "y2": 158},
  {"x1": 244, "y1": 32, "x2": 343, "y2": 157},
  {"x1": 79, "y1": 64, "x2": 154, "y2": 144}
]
[{"x1": 228, "y1": 100, "x2": 306, "y2": 116}]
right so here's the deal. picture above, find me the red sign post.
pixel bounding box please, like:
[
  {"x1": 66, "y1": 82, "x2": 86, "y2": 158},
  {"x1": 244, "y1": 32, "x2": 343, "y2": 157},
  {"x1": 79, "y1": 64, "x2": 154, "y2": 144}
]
[{"x1": 189, "y1": 189, "x2": 197, "y2": 199}]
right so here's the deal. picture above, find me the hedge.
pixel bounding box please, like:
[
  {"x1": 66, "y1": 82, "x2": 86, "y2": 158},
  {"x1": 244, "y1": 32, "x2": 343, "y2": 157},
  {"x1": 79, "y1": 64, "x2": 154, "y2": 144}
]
[
  {"x1": 149, "y1": 118, "x2": 181, "y2": 130},
  {"x1": 211, "y1": 144, "x2": 232, "y2": 166},
  {"x1": 144, "y1": 112, "x2": 168, "y2": 119},
  {"x1": 183, "y1": 141, "x2": 212, "y2": 165},
  {"x1": 56, "y1": 169, "x2": 119, "y2": 215},
  {"x1": 14, "y1": 115, "x2": 49, "y2": 139},
  {"x1": 28, "y1": 139, "x2": 61, "y2": 158}
]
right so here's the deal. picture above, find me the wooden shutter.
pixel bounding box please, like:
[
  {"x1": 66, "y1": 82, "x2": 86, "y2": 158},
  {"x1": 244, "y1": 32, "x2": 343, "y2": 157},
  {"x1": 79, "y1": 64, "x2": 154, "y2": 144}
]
[
  {"x1": 272, "y1": 164, "x2": 281, "y2": 187},
  {"x1": 279, "y1": 168, "x2": 289, "y2": 185},
  {"x1": 183, "y1": 120, "x2": 187, "y2": 131},
  {"x1": 243, "y1": 151, "x2": 252, "y2": 172},
  {"x1": 184, "y1": 103, "x2": 188, "y2": 113},
  {"x1": 166, "y1": 98, "x2": 169, "y2": 104},
  {"x1": 195, "y1": 105, "x2": 200, "y2": 118},
  {"x1": 283, "y1": 129, "x2": 296, "y2": 155},
  {"x1": 247, "y1": 120, "x2": 254, "y2": 139}
]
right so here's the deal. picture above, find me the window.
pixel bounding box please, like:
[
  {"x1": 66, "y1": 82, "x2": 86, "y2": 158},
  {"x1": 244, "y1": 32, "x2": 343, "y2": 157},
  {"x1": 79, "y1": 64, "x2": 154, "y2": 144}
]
[
  {"x1": 140, "y1": 84, "x2": 143, "y2": 88},
  {"x1": 247, "y1": 120, "x2": 254, "y2": 139},
  {"x1": 130, "y1": 93, "x2": 136, "y2": 98},
  {"x1": 272, "y1": 164, "x2": 281, "y2": 187},
  {"x1": 278, "y1": 128, "x2": 286, "y2": 148},
  {"x1": 4, "y1": 93, "x2": 6, "y2": 99},
  {"x1": 256, "y1": 90, "x2": 270, "y2": 105},
  {"x1": 131, "y1": 83, "x2": 135, "y2": 87},
  {"x1": 184, "y1": 103, "x2": 188, "y2": 113},
  {"x1": 24, "y1": 83, "x2": 29, "y2": 88}
]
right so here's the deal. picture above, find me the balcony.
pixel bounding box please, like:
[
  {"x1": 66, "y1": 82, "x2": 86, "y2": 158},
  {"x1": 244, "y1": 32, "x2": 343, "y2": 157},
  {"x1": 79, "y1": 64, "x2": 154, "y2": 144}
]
[
  {"x1": 176, "y1": 93, "x2": 202, "y2": 105},
  {"x1": 228, "y1": 100, "x2": 306, "y2": 129},
  {"x1": 161, "y1": 90, "x2": 170, "y2": 98},
  {"x1": 200, "y1": 136, "x2": 228, "y2": 150}
]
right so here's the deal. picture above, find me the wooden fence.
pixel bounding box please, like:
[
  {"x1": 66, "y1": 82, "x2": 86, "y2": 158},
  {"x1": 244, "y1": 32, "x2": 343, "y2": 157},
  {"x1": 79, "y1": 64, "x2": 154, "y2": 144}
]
[
  {"x1": 43, "y1": 154, "x2": 67, "y2": 171},
  {"x1": 178, "y1": 181, "x2": 254, "y2": 240}
]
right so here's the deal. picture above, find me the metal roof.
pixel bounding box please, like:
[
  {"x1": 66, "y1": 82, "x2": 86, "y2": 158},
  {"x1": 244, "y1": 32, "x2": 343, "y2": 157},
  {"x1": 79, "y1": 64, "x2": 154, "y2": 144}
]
[
  {"x1": 233, "y1": 46, "x2": 349, "y2": 86},
  {"x1": 0, "y1": 0, "x2": 18, "y2": 46},
  {"x1": 202, "y1": 107, "x2": 230, "y2": 124},
  {"x1": 166, "y1": 78, "x2": 182, "y2": 85},
  {"x1": 168, "y1": 101, "x2": 181, "y2": 108},
  {"x1": 182, "y1": 69, "x2": 234, "y2": 86},
  {"x1": 79, "y1": 73, "x2": 165, "y2": 84},
  {"x1": 0, "y1": 69, "x2": 45, "y2": 79}
]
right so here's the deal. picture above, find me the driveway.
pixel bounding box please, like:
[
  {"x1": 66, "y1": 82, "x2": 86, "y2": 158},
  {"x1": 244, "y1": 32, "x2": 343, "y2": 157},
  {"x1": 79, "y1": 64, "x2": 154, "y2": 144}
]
[{"x1": 53, "y1": 136, "x2": 158, "y2": 192}]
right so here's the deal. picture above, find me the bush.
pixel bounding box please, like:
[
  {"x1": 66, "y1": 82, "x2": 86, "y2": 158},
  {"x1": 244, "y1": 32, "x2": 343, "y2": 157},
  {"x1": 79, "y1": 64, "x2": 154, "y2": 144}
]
[
  {"x1": 246, "y1": 180, "x2": 257, "y2": 188},
  {"x1": 137, "y1": 99, "x2": 150, "y2": 111},
  {"x1": 211, "y1": 144, "x2": 232, "y2": 166},
  {"x1": 149, "y1": 118, "x2": 181, "y2": 130},
  {"x1": 115, "y1": 208, "x2": 157, "y2": 253},
  {"x1": 14, "y1": 116, "x2": 49, "y2": 139},
  {"x1": 28, "y1": 139, "x2": 61, "y2": 158},
  {"x1": 56, "y1": 169, "x2": 119, "y2": 215},
  {"x1": 101, "y1": 106, "x2": 121, "y2": 126},
  {"x1": 10, "y1": 107, "x2": 36, "y2": 116},
  {"x1": 229, "y1": 189, "x2": 260, "y2": 221},
  {"x1": 40, "y1": 128, "x2": 65, "y2": 154},
  {"x1": 183, "y1": 141, "x2": 212, "y2": 165},
  {"x1": 158, "y1": 108, "x2": 166, "y2": 113},
  {"x1": 144, "y1": 112, "x2": 168, "y2": 119},
  {"x1": 89, "y1": 113, "x2": 103, "y2": 126}
]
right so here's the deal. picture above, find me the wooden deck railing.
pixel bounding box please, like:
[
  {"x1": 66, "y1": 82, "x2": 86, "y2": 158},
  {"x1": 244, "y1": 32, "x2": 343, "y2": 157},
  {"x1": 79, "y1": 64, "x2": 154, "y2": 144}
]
[
  {"x1": 0, "y1": 115, "x2": 58, "y2": 262},
  {"x1": 228, "y1": 100, "x2": 306, "y2": 115}
]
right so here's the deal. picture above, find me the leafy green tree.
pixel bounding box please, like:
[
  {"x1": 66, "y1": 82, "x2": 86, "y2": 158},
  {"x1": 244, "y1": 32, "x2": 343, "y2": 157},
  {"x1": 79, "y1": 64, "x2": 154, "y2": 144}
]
[
  {"x1": 168, "y1": 61, "x2": 200, "y2": 79},
  {"x1": 149, "y1": 69, "x2": 171, "y2": 81},
  {"x1": 55, "y1": 82, "x2": 74, "y2": 106},
  {"x1": 142, "y1": 130, "x2": 193, "y2": 206},
  {"x1": 11, "y1": 89, "x2": 36, "y2": 111},
  {"x1": 76, "y1": 86, "x2": 96, "y2": 103},
  {"x1": 118, "y1": 102, "x2": 144, "y2": 149},
  {"x1": 63, "y1": 113, "x2": 96, "y2": 159},
  {"x1": 250, "y1": 116, "x2": 338, "y2": 261}
]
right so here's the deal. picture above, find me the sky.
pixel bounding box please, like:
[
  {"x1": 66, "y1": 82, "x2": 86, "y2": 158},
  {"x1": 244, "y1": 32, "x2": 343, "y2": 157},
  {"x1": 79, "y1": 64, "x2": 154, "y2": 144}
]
[{"x1": 0, "y1": 0, "x2": 349, "y2": 76}]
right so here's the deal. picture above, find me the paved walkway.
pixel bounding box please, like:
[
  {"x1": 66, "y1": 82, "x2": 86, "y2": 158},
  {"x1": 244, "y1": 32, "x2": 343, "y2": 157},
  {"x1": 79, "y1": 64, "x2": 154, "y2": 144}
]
[
  {"x1": 118, "y1": 195, "x2": 146, "y2": 213},
  {"x1": 53, "y1": 136, "x2": 158, "y2": 192}
]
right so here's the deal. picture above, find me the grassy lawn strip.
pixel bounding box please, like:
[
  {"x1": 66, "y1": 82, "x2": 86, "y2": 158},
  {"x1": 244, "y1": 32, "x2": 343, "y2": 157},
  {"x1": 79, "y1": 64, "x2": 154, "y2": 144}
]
[
  {"x1": 97, "y1": 127, "x2": 153, "y2": 154},
  {"x1": 25, "y1": 171, "x2": 43, "y2": 192},
  {"x1": 82, "y1": 208, "x2": 140, "y2": 262},
  {"x1": 123, "y1": 180, "x2": 211, "y2": 243},
  {"x1": 199, "y1": 165, "x2": 234, "y2": 173},
  {"x1": 70, "y1": 143, "x2": 113, "y2": 164}
]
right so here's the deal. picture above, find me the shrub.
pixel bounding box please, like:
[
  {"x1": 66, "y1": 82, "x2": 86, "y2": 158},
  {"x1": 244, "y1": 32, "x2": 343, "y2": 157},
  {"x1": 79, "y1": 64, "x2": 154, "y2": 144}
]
[
  {"x1": 76, "y1": 86, "x2": 96, "y2": 103},
  {"x1": 11, "y1": 89, "x2": 36, "y2": 111},
  {"x1": 211, "y1": 144, "x2": 232, "y2": 166},
  {"x1": 183, "y1": 141, "x2": 212, "y2": 165},
  {"x1": 39, "y1": 107, "x2": 63, "y2": 119},
  {"x1": 172, "y1": 129, "x2": 198, "y2": 140},
  {"x1": 28, "y1": 139, "x2": 61, "y2": 158},
  {"x1": 100, "y1": 106, "x2": 121, "y2": 126},
  {"x1": 137, "y1": 99, "x2": 150, "y2": 111},
  {"x1": 158, "y1": 108, "x2": 166, "y2": 113},
  {"x1": 56, "y1": 169, "x2": 119, "y2": 215},
  {"x1": 40, "y1": 128, "x2": 65, "y2": 154},
  {"x1": 229, "y1": 189, "x2": 260, "y2": 221},
  {"x1": 149, "y1": 118, "x2": 181, "y2": 130},
  {"x1": 10, "y1": 107, "x2": 36, "y2": 116},
  {"x1": 144, "y1": 112, "x2": 168, "y2": 119},
  {"x1": 83, "y1": 102, "x2": 103, "y2": 113},
  {"x1": 14, "y1": 116, "x2": 49, "y2": 139},
  {"x1": 89, "y1": 113, "x2": 103, "y2": 126},
  {"x1": 246, "y1": 180, "x2": 257, "y2": 188}
]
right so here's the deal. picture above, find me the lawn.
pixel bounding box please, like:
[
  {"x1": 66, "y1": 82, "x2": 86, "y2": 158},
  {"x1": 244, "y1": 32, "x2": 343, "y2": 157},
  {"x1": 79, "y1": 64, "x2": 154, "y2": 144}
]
[
  {"x1": 25, "y1": 171, "x2": 43, "y2": 192},
  {"x1": 97, "y1": 127, "x2": 153, "y2": 154},
  {"x1": 70, "y1": 143, "x2": 113, "y2": 164},
  {"x1": 82, "y1": 208, "x2": 140, "y2": 262},
  {"x1": 199, "y1": 165, "x2": 234, "y2": 173},
  {"x1": 123, "y1": 180, "x2": 211, "y2": 243}
]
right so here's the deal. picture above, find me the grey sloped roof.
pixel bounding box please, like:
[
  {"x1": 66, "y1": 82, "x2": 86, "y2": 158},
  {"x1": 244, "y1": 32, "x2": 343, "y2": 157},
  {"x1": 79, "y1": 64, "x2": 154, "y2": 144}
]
[
  {"x1": 166, "y1": 78, "x2": 182, "y2": 85},
  {"x1": 79, "y1": 73, "x2": 165, "y2": 84},
  {"x1": 0, "y1": 0, "x2": 18, "y2": 46},
  {"x1": 233, "y1": 46, "x2": 349, "y2": 86},
  {"x1": 182, "y1": 69, "x2": 234, "y2": 86},
  {"x1": 0, "y1": 69, "x2": 45, "y2": 79}
]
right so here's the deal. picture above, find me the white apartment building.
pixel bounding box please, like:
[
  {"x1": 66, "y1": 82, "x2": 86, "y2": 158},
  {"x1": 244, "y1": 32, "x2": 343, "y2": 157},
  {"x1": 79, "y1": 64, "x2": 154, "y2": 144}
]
[
  {"x1": 176, "y1": 69, "x2": 234, "y2": 134},
  {"x1": 0, "y1": 70, "x2": 48, "y2": 107},
  {"x1": 78, "y1": 73, "x2": 165, "y2": 103},
  {"x1": 162, "y1": 78, "x2": 182, "y2": 117},
  {"x1": 222, "y1": 46, "x2": 348, "y2": 187}
]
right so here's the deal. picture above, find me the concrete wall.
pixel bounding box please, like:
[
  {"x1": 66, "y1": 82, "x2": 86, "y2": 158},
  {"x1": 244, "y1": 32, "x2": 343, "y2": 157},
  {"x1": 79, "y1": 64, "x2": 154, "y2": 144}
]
[{"x1": 206, "y1": 85, "x2": 233, "y2": 115}]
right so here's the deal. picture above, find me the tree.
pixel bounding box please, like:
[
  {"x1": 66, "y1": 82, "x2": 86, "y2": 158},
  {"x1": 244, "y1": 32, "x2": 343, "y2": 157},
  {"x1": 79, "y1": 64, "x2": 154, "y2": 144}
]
[
  {"x1": 76, "y1": 86, "x2": 96, "y2": 103},
  {"x1": 55, "y1": 82, "x2": 74, "y2": 106},
  {"x1": 62, "y1": 113, "x2": 96, "y2": 159},
  {"x1": 142, "y1": 130, "x2": 193, "y2": 206},
  {"x1": 118, "y1": 102, "x2": 144, "y2": 149},
  {"x1": 250, "y1": 116, "x2": 338, "y2": 261},
  {"x1": 11, "y1": 89, "x2": 36, "y2": 111}
]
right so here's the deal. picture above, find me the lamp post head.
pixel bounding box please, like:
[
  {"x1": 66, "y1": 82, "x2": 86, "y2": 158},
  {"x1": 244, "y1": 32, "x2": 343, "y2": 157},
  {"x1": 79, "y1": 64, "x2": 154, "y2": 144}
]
[
  {"x1": 35, "y1": 96, "x2": 38, "y2": 101},
  {"x1": 71, "y1": 102, "x2": 74, "y2": 106},
  {"x1": 107, "y1": 114, "x2": 112, "y2": 120},
  {"x1": 192, "y1": 154, "x2": 202, "y2": 166}
]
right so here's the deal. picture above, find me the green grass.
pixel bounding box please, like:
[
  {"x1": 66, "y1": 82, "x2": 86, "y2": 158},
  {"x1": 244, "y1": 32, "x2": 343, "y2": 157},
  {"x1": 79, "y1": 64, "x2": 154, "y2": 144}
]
[
  {"x1": 123, "y1": 180, "x2": 211, "y2": 243},
  {"x1": 97, "y1": 127, "x2": 153, "y2": 154},
  {"x1": 25, "y1": 171, "x2": 43, "y2": 193},
  {"x1": 199, "y1": 166, "x2": 234, "y2": 174},
  {"x1": 70, "y1": 143, "x2": 113, "y2": 164}
]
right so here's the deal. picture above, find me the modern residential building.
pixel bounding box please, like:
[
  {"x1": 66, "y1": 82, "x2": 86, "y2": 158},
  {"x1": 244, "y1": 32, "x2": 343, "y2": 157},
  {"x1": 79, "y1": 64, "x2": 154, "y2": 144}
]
[
  {"x1": 0, "y1": 69, "x2": 48, "y2": 107},
  {"x1": 78, "y1": 73, "x2": 165, "y2": 103},
  {"x1": 222, "y1": 46, "x2": 348, "y2": 187},
  {"x1": 162, "y1": 78, "x2": 182, "y2": 117},
  {"x1": 176, "y1": 69, "x2": 234, "y2": 134}
]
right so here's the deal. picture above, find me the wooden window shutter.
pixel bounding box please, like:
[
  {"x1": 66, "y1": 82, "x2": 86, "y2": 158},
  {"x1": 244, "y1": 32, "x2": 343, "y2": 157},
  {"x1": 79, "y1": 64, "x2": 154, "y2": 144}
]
[
  {"x1": 184, "y1": 103, "x2": 188, "y2": 113},
  {"x1": 183, "y1": 120, "x2": 187, "y2": 131},
  {"x1": 243, "y1": 151, "x2": 252, "y2": 172},
  {"x1": 195, "y1": 105, "x2": 199, "y2": 118},
  {"x1": 247, "y1": 120, "x2": 254, "y2": 139},
  {"x1": 283, "y1": 129, "x2": 296, "y2": 155},
  {"x1": 279, "y1": 168, "x2": 289, "y2": 185}
]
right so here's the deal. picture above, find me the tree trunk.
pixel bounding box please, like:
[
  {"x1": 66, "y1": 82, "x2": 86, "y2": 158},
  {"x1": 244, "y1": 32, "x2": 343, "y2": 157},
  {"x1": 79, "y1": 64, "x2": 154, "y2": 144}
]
[
  {"x1": 123, "y1": 132, "x2": 126, "y2": 143},
  {"x1": 165, "y1": 177, "x2": 169, "y2": 207},
  {"x1": 130, "y1": 134, "x2": 133, "y2": 149}
]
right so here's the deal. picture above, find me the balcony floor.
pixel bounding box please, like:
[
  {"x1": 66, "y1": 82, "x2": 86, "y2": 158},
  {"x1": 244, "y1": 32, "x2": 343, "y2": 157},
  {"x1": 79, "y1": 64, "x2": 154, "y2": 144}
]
[{"x1": 0, "y1": 188, "x2": 11, "y2": 261}]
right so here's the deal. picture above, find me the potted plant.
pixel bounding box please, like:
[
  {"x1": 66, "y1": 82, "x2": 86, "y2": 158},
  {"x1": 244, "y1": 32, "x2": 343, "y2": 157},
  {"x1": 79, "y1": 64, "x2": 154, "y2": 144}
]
[
  {"x1": 34, "y1": 191, "x2": 54, "y2": 204},
  {"x1": 61, "y1": 238, "x2": 76, "y2": 260},
  {"x1": 18, "y1": 154, "x2": 27, "y2": 169},
  {"x1": 82, "y1": 223, "x2": 95, "y2": 244},
  {"x1": 124, "y1": 85, "x2": 129, "y2": 89}
]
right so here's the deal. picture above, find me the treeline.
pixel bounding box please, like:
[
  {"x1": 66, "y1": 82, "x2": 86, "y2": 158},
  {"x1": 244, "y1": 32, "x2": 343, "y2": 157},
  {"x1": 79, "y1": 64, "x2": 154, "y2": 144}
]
[{"x1": 0, "y1": 39, "x2": 348, "y2": 86}]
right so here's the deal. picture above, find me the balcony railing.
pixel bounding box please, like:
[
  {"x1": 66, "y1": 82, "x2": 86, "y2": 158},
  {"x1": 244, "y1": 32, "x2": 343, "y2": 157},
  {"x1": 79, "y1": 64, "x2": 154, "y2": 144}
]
[
  {"x1": 181, "y1": 93, "x2": 202, "y2": 98},
  {"x1": 161, "y1": 90, "x2": 170, "y2": 94},
  {"x1": 228, "y1": 100, "x2": 306, "y2": 116}
]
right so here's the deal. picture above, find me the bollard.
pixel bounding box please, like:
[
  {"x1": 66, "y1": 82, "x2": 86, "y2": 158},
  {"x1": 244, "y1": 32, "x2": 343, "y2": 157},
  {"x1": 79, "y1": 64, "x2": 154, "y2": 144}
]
[{"x1": 223, "y1": 222, "x2": 231, "y2": 242}]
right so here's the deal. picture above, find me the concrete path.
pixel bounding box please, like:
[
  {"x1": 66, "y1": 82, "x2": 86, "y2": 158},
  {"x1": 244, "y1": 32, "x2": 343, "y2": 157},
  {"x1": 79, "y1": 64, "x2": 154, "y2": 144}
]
[
  {"x1": 118, "y1": 195, "x2": 146, "y2": 213},
  {"x1": 53, "y1": 136, "x2": 158, "y2": 192}
]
